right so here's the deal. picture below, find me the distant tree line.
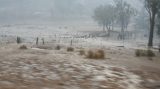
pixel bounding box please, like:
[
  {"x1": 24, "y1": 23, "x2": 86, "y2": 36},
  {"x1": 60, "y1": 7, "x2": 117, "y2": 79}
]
[
  {"x1": 93, "y1": 0, "x2": 160, "y2": 48},
  {"x1": 93, "y1": 0, "x2": 136, "y2": 39}
]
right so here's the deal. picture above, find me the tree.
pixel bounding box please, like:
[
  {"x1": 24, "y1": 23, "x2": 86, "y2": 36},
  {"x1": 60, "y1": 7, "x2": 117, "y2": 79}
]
[
  {"x1": 145, "y1": 0, "x2": 160, "y2": 47},
  {"x1": 93, "y1": 5, "x2": 116, "y2": 36},
  {"x1": 114, "y1": 0, "x2": 135, "y2": 40},
  {"x1": 157, "y1": 6, "x2": 160, "y2": 52},
  {"x1": 135, "y1": 7, "x2": 149, "y2": 30},
  {"x1": 157, "y1": 3, "x2": 160, "y2": 36},
  {"x1": 157, "y1": 12, "x2": 160, "y2": 37}
]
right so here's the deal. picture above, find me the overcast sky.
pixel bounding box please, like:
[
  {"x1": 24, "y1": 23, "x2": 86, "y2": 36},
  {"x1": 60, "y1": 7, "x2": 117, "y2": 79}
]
[{"x1": 0, "y1": 0, "x2": 142, "y2": 23}]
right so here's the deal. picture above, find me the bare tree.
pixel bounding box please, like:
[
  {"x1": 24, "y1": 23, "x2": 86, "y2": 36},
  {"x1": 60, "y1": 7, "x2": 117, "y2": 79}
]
[
  {"x1": 145, "y1": 0, "x2": 160, "y2": 47},
  {"x1": 135, "y1": 7, "x2": 149, "y2": 30},
  {"x1": 157, "y1": 11, "x2": 160, "y2": 36},
  {"x1": 157, "y1": 9, "x2": 160, "y2": 52},
  {"x1": 114, "y1": 0, "x2": 135, "y2": 40},
  {"x1": 93, "y1": 5, "x2": 116, "y2": 36}
]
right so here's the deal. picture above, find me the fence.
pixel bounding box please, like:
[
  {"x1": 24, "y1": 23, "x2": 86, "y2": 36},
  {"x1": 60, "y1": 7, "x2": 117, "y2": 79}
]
[{"x1": 0, "y1": 33, "x2": 159, "y2": 50}]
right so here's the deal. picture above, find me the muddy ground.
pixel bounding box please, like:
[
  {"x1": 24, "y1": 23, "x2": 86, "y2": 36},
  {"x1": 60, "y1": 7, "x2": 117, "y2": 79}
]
[{"x1": 0, "y1": 44, "x2": 160, "y2": 89}]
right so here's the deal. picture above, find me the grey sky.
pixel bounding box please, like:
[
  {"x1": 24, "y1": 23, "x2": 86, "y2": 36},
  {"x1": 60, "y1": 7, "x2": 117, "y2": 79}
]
[{"x1": 0, "y1": 0, "x2": 142, "y2": 23}]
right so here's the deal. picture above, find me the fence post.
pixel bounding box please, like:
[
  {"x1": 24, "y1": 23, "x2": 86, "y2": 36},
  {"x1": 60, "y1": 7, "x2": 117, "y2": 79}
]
[
  {"x1": 36, "y1": 37, "x2": 39, "y2": 45},
  {"x1": 159, "y1": 44, "x2": 160, "y2": 52},
  {"x1": 42, "y1": 38, "x2": 45, "y2": 45},
  {"x1": 70, "y1": 40, "x2": 73, "y2": 46},
  {"x1": 17, "y1": 36, "x2": 21, "y2": 44}
]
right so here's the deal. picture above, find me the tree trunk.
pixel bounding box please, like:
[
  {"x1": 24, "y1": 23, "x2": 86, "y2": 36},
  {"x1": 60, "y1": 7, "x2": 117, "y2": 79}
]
[
  {"x1": 159, "y1": 44, "x2": 160, "y2": 52},
  {"x1": 106, "y1": 25, "x2": 111, "y2": 37},
  {"x1": 148, "y1": 12, "x2": 156, "y2": 47},
  {"x1": 36, "y1": 37, "x2": 39, "y2": 45}
]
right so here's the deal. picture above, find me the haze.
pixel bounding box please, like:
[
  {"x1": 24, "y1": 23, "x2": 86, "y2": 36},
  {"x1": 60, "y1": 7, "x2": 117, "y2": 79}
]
[{"x1": 0, "y1": 0, "x2": 141, "y2": 24}]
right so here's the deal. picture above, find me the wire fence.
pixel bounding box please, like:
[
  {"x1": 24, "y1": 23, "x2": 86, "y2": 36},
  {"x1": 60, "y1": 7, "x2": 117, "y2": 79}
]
[{"x1": 0, "y1": 33, "x2": 159, "y2": 50}]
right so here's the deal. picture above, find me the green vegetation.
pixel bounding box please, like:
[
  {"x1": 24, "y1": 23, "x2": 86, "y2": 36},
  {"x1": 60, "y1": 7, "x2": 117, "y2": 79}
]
[{"x1": 135, "y1": 49, "x2": 155, "y2": 57}]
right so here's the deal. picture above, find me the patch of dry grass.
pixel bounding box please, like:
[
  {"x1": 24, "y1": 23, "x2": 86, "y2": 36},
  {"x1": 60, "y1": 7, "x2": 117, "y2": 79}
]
[
  {"x1": 87, "y1": 50, "x2": 94, "y2": 58},
  {"x1": 55, "y1": 45, "x2": 61, "y2": 50},
  {"x1": 19, "y1": 45, "x2": 27, "y2": 49},
  {"x1": 86, "y1": 49, "x2": 105, "y2": 59},
  {"x1": 36, "y1": 45, "x2": 53, "y2": 50},
  {"x1": 79, "y1": 49, "x2": 85, "y2": 55},
  {"x1": 93, "y1": 50, "x2": 105, "y2": 59},
  {"x1": 67, "y1": 47, "x2": 74, "y2": 52},
  {"x1": 135, "y1": 49, "x2": 155, "y2": 57}
]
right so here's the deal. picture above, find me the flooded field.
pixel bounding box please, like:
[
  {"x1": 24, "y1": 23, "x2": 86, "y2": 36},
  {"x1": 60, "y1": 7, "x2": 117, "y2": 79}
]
[{"x1": 0, "y1": 43, "x2": 160, "y2": 89}]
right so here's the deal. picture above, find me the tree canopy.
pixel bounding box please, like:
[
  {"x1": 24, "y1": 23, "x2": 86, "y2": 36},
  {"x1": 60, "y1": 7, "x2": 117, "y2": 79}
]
[
  {"x1": 114, "y1": 0, "x2": 136, "y2": 31},
  {"x1": 93, "y1": 4, "x2": 115, "y2": 34},
  {"x1": 93, "y1": 0, "x2": 135, "y2": 38},
  {"x1": 144, "y1": 0, "x2": 160, "y2": 47},
  {"x1": 157, "y1": 5, "x2": 160, "y2": 37}
]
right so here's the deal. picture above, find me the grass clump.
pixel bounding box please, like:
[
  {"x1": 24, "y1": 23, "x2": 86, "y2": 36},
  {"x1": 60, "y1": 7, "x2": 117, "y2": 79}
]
[
  {"x1": 147, "y1": 50, "x2": 155, "y2": 57},
  {"x1": 86, "y1": 49, "x2": 105, "y2": 59},
  {"x1": 135, "y1": 49, "x2": 155, "y2": 57},
  {"x1": 96, "y1": 49, "x2": 105, "y2": 59},
  {"x1": 79, "y1": 49, "x2": 85, "y2": 55},
  {"x1": 67, "y1": 47, "x2": 74, "y2": 52},
  {"x1": 19, "y1": 45, "x2": 27, "y2": 50},
  {"x1": 135, "y1": 49, "x2": 141, "y2": 57},
  {"x1": 37, "y1": 46, "x2": 52, "y2": 50},
  {"x1": 87, "y1": 50, "x2": 94, "y2": 58},
  {"x1": 55, "y1": 45, "x2": 61, "y2": 50}
]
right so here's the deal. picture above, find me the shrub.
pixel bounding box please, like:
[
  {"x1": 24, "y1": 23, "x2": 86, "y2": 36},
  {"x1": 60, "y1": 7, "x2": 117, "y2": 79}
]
[
  {"x1": 86, "y1": 49, "x2": 105, "y2": 59},
  {"x1": 96, "y1": 49, "x2": 105, "y2": 59},
  {"x1": 67, "y1": 47, "x2": 74, "y2": 52},
  {"x1": 86, "y1": 50, "x2": 94, "y2": 58},
  {"x1": 147, "y1": 50, "x2": 155, "y2": 57},
  {"x1": 79, "y1": 49, "x2": 85, "y2": 55},
  {"x1": 37, "y1": 46, "x2": 52, "y2": 50},
  {"x1": 19, "y1": 45, "x2": 27, "y2": 49},
  {"x1": 135, "y1": 49, "x2": 141, "y2": 57},
  {"x1": 135, "y1": 49, "x2": 155, "y2": 57},
  {"x1": 55, "y1": 45, "x2": 61, "y2": 50}
]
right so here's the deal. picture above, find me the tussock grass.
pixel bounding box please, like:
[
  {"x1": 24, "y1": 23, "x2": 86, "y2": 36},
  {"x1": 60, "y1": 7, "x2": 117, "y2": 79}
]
[
  {"x1": 147, "y1": 50, "x2": 155, "y2": 57},
  {"x1": 67, "y1": 47, "x2": 74, "y2": 52},
  {"x1": 55, "y1": 45, "x2": 61, "y2": 50},
  {"x1": 19, "y1": 45, "x2": 27, "y2": 49},
  {"x1": 79, "y1": 49, "x2": 85, "y2": 55},
  {"x1": 87, "y1": 50, "x2": 94, "y2": 58},
  {"x1": 96, "y1": 49, "x2": 105, "y2": 59},
  {"x1": 135, "y1": 49, "x2": 155, "y2": 57},
  {"x1": 86, "y1": 49, "x2": 105, "y2": 59},
  {"x1": 36, "y1": 45, "x2": 53, "y2": 50}
]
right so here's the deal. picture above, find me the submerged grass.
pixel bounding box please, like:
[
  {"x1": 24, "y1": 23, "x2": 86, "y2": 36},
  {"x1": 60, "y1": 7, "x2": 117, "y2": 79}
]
[
  {"x1": 86, "y1": 49, "x2": 105, "y2": 59},
  {"x1": 135, "y1": 49, "x2": 155, "y2": 57}
]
